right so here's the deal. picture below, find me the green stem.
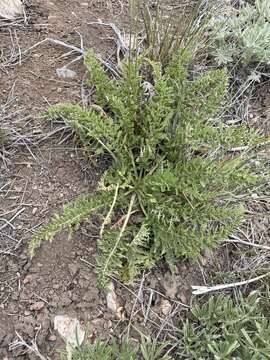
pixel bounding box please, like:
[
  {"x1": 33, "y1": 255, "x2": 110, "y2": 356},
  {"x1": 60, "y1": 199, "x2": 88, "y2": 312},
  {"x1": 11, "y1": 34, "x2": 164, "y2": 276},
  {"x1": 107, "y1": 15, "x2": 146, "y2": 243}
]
[
  {"x1": 102, "y1": 193, "x2": 136, "y2": 284},
  {"x1": 100, "y1": 183, "x2": 120, "y2": 238},
  {"x1": 138, "y1": 194, "x2": 147, "y2": 217},
  {"x1": 96, "y1": 138, "x2": 117, "y2": 162}
]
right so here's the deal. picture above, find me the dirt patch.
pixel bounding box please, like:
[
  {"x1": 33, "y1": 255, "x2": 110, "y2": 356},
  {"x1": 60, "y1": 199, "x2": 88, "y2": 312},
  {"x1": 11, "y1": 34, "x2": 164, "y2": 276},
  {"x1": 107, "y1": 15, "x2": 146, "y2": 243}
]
[{"x1": 0, "y1": 0, "x2": 124, "y2": 358}]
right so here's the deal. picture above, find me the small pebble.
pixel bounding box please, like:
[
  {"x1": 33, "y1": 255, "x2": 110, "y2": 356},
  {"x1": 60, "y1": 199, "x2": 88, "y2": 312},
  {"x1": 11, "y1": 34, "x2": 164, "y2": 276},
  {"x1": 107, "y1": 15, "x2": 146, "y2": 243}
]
[
  {"x1": 30, "y1": 301, "x2": 45, "y2": 311},
  {"x1": 56, "y1": 67, "x2": 77, "y2": 79},
  {"x1": 23, "y1": 274, "x2": 33, "y2": 285}
]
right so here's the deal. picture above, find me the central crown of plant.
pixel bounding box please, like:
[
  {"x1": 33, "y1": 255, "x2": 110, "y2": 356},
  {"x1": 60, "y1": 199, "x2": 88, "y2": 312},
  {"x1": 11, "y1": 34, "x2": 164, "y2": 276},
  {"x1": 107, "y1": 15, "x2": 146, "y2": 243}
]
[{"x1": 30, "y1": 49, "x2": 261, "y2": 286}]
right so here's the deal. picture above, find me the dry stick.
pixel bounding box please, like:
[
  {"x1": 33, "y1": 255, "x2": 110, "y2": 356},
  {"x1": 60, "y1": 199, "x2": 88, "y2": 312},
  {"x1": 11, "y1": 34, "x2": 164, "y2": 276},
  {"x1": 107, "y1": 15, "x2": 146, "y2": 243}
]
[
  {"x1": 224, "y1": 237, "x2": 270, "y2": 251},
  {"x1": 9, "y1": 329, "x2": 48, "y2": 360},
  {"x1": 127, "y1": 272, "x2": 145, "y2": 337},
  {"x1": 0, "y1": 207, "x2": 25, "y2": 231},
  {"x1": 155, "y1": 303, "x2": 181, "y2": 340},
  {"x1": 143, "y1": 288, "x2": 154, "y2": 326},
  {"x1": 88, "y1": 21, "x2": 128, "y2": 53},
  {"x1": 22, "y1": 38, "x2": 84, "y2": 57},
  {"x1": 17, "y1": 37, "x2": 120, "y2": 77},
  {"x1": 192, "y1": 272, "x2": 270, "y2": 296}
]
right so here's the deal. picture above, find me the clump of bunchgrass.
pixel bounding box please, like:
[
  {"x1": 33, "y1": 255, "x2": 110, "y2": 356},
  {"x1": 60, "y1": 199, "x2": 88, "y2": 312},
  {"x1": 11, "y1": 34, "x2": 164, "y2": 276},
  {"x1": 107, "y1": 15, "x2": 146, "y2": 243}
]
[{"x1": 141, "y1": 0, "x2": 207, "y2": 66}]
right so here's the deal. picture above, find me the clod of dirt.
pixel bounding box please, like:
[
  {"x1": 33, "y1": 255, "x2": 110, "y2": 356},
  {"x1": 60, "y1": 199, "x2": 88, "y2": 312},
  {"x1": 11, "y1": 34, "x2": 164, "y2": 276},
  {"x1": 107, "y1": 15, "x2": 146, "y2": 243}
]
[
  {"x1": 68, "y1": 263, "x2": 79, "y2": 276},
  {"x1": 23, "y1": 274, "x2": 33, "y2": 285},
  {"x1": 0, "y1": 0, "x2": 23, "y2": 19},
  {"x1": 161, "y1": 272, "x2": 178, "y2": 299},
  {"x1": 160, "y1": 299, "x2": 172, "y2": 316},
  {"x1": 29, "y1": 301, "x2": 45, "y2": 311},
  {"x1": 15, "y1": 315, "x2": 36, "y2": 340}
]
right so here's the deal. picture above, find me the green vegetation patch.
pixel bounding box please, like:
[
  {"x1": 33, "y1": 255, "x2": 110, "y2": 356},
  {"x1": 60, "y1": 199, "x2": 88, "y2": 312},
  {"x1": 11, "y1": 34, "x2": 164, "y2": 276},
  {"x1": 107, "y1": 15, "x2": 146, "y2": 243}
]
[{"x1": 30, "y1": 47, "x2": 264, "y2": 287}]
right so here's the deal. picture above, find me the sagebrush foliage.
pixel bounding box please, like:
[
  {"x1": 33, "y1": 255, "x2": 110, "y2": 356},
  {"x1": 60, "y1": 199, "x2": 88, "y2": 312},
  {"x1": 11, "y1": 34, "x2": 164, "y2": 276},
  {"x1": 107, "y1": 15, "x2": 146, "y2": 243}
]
[
  {"x1": 30, "y1": 49, "x2": 263, "y2": 286},
  {"x1": 212, "y1": 0, "x2": 270, "y2": 68},
  {"x1": 180, "y1": 292, "x2": 270, "y2": 359}
]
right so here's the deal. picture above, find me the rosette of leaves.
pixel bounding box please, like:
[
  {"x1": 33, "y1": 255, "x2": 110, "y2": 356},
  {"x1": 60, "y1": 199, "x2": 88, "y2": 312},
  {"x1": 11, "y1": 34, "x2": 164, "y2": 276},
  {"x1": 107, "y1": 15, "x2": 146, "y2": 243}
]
[{"x1": 30, "y1": 49, "x2": 263, "y2": 287}]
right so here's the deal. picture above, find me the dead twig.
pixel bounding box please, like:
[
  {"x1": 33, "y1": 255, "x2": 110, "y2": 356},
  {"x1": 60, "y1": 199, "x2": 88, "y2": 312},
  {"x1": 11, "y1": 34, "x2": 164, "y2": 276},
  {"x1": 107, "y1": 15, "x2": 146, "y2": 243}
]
[
  {"x1": 9, "y1": 37, "x2": 120, "y2": 77},
  {"x1": 0, "y1": 207, "x2": 25, "y2": 231},
  {"x1": 192, "y1": 272, "x2": 270, "y2": 295},
  {"x1": 224, "y1": 236, "x2": 270, "y2": 251},
  {"x1": 9, "y1": 327, "x2": 49, "y2": 360}
]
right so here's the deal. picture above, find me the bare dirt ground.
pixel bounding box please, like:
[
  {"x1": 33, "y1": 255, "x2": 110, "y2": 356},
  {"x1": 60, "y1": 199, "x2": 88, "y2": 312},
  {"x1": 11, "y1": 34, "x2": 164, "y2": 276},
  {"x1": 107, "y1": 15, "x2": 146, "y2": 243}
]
[{"x1": 0, "y1": 1, "x2": 203, "y2": 358}]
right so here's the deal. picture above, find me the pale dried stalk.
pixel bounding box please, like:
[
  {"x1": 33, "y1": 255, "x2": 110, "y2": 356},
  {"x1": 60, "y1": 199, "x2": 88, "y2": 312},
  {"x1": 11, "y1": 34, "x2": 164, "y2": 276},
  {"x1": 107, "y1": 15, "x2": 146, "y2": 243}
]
[{"x1": 192, "y1": 272, "x2": 269, "y2": 295}]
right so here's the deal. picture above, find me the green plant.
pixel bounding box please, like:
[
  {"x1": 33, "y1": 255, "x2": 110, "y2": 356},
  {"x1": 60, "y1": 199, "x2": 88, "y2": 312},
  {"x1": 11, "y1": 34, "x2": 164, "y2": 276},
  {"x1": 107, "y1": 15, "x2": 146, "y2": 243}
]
[
  {"x1": 179, "y1": 292, "x2": 270, "y2": 359},
  {"x1": 141, "y1": 0, "x2": 206, "y2": 65},
  {"x1": 212, "y1": 0, "x2": 270, "y2": 68},
  {"x1": 71, "y1": 336, "x2": 171, "y2": 360},
  {"x1": 71, "y1": 338, "x2": 136, "y2": 360},
  {"x1": 29, "y1": 48, "x2": 264, "y2": 286}
]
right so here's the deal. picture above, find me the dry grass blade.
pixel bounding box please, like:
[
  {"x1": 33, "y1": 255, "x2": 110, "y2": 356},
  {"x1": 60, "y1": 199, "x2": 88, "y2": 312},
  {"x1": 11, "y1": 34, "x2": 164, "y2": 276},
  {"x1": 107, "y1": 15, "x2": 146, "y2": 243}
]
[{"x1": 141, "y1": 0, "x2": 206, "y2": 64}]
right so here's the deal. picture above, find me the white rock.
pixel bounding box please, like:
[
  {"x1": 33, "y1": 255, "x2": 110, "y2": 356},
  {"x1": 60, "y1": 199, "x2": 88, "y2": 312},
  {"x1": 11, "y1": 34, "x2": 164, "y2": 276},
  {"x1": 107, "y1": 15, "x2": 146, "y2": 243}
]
[
  {"x1": 0, "y1": 0, "x2": 23, "y2": 19},
  {"x1": 161, "y1": 299, "x2": 172, "y2": 316},
  {"x1": 106, "y1": 282, "x2": 118, "y2": 313},
  {"x1": 54, "y1": 315, "x2": 85, "y2": 360},
  {"x1": 56, "y1": 67, "x2": 77, "y2": 79}
]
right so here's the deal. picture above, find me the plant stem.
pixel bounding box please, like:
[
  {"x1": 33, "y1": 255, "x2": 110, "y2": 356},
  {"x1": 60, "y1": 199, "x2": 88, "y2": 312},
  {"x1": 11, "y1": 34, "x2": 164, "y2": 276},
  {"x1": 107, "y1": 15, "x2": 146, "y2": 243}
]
[
  {"x1": 100, "y1": 183, "x2": 120, "y2": 238},
  {"x1": 101, "y1": 193, "x2": 136, "y2": 283}
]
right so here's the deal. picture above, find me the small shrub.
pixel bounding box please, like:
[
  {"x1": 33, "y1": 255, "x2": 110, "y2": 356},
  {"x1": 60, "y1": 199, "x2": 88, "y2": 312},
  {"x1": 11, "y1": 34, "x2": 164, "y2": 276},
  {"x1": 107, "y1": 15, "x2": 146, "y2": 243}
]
[
  {"x1": 30, "y1": 49, "x2": 264, "y2": 286},
  {"x1": 212, "y1": 0, "x2": 270, "y2": 68},
  {"x1": 179, "y1": 292, "x2": 270, "y2": 359}
]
